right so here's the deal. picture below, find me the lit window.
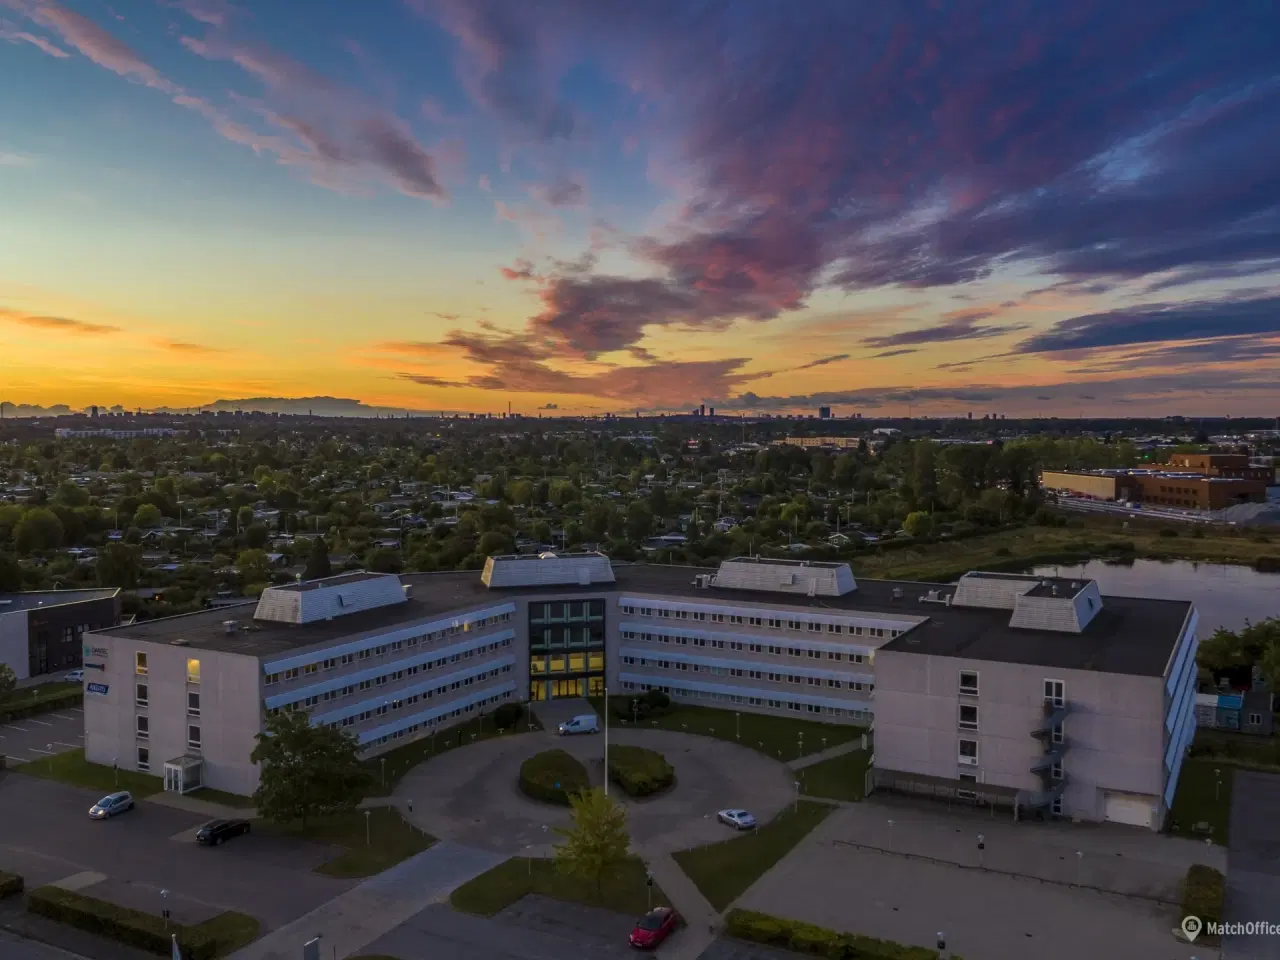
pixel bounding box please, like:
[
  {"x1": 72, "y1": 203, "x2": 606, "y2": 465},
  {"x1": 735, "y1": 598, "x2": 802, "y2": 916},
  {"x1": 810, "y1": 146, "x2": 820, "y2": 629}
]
[
  {"x1": 135, "y1": 651, "x2": 148, "y2": 675},
  {"x1": 186, "y1": 659, "x2": 201, "y2": 684}
]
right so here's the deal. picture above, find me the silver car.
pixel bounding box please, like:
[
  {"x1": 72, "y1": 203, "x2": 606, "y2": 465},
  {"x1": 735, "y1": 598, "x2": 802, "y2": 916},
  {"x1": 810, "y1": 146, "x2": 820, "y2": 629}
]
[
  {"x1": 717, "y1": 808, "x2": 757, "y2": 830},
  {"x1": 89, "y1": 791, "x2": 134, "y2": 819}
]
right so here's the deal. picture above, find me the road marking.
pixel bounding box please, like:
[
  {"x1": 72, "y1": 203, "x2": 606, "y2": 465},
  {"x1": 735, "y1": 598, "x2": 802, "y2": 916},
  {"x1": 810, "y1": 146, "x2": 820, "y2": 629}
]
[
  {"x1": 54, "y1": 741, "x2": 79, "y2": 748},
  {"x1": 27, "y1": 747, "x2": 53, "y2": 754},
  {"x1": 3, "y1": 724, "x2": 29, "y2": 732},
  {"x1": 52, "y1": 713, "x2": 76, "y2": 720},
  {"x1": 4, "y1": 756, "x2": 23, "y2": 764},
  {"x1": 76, "y1": 734, "x2": 85, "y2": 740},
  {"x1": 27, "y1": 718, "x2": 53, "y2": 726},
  {"x1": 70, "y1": 708, "x2": 83, "y2": 714}
]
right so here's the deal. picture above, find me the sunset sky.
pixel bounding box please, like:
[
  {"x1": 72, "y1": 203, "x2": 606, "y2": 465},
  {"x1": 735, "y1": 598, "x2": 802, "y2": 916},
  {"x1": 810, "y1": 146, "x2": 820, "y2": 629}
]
[{"x1": 2, "y1": 0, "x2": 1279, "y2": 417}]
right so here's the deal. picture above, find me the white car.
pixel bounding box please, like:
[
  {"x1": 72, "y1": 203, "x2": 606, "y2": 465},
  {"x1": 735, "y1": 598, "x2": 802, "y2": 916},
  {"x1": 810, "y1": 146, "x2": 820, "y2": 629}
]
[
  {"x1": 717, "y1": 809, "x2": 757, "y2": 830},
  {"x1": 558, "y1": 714, "x2": 600, "y2": 736},
  {"x1": 64, "y1": 669, "x2": 85, "y2": 683}
]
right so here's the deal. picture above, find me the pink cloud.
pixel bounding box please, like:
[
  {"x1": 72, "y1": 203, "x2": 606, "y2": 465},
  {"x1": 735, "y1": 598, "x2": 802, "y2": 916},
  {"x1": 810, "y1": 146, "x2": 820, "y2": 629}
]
[
  {"x1": 0, "y1": 26, "x2": 69, "y2": 57},
  {"x1": 28, "y1": 3, "x2": 175, "y2": 91}
]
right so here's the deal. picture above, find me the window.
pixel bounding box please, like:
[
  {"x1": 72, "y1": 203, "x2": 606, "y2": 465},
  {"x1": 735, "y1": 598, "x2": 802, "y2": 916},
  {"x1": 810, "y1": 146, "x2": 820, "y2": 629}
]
[
  {"x1": 1050, "y1": 761, "x2": 1063, "y2": 781},
  {"x1": 959, "y1": 738, "x2": 979, "y2": 765},
  {"x1": 137, "y1": 746, "x2": 150, "y2": 771},
  {"x1": 187, "y1": 691, "x2": 200, "y2": 717},
  {"x1": 957, "y1": 772, "x2": 977, "y2": 800},
  {"x1": 135, "y1": 683, "x2": 148, "y2": 707},
  {"x1": 1044, "y1": 679, "x2": 1065, "y2": 707},
  {"x1": 959, "y1": 671, "x2": 978, "y2": 695},
  {"x1": 188, "y1": 725, "x2": 202, "y2": 749},
  {"x1": 135, "y1": 651, "x2": 148, "y2": 675},
  {"x1": 1249, "y1": 712, "x2": 1263, "y2": 726},
  {"x1": 959, "y1": 704, "x2": 978, "y2": 730},
  {"x1": 185, "y1": 658, "x2": 201, "y2": 684},
  {"x1": 135, "y1": 715, "x2": 149, "y2": 739}
]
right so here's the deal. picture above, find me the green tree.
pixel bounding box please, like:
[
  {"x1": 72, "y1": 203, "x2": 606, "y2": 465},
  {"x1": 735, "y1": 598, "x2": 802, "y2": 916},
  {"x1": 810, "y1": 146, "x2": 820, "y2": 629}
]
[
  {"x1": 903, "y1": 511, "x2": 933, "y2": 537},
  {"x1": 0, "y1": 553, "x2": 21, "y2": 592},
  {"x1": 53, "y1": 480, "x2": 90, "y2": 508},
  {"x1": 236, "y1": 548, "x2": 271, "y2": 584},
  {"x1": 133, "y1": 503, "x2": 162, "y2": 529},
  {"x1": 15, "y1": 507, "x2": 64, "y2": 552},
  {"x1": 554, "y1": 787, "x2": 631, "y2": 902},
  {"x1": 625, "y1": 501, "x2": 653, "y2": 541},
  {"x1": 366, "y1": 547, "x2": 402, "y2": 573},
  {"x1": 236, "y1": 505, "x2": 255, "y2": 531},
  {"x1": 96, "y1": 543, "x2": 141, "y2": 589},
  {"x1": 250, "y1": 711, "x2": 371, "y2": 828},
  {"x1": 303, "y1": 537, "x2": 332, "y2": 580},
  {"x1": 0, "y1": 663, "x2": 16, "y2": 702}
]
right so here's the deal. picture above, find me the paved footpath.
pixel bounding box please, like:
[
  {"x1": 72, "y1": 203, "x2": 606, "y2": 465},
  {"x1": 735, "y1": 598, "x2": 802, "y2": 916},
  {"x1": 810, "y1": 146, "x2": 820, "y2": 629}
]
[
  {"x1": 787, "y1": 738, "x2": 865, "y2": 772},
  {"x1": 644, "y1": 850, "x2": 719, "y2": 960},
  {"x1": 226, "y1": 841, "x2": 504, "y2": 960}
]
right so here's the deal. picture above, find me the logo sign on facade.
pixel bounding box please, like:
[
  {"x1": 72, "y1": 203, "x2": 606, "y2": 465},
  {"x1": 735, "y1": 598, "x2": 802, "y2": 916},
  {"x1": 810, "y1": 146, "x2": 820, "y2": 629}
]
[
  {"x1": 86, "y1": 683, "x2": 109, "y2": 696},
  {"x1": 83, "y1": 644, "x2": 109, "y2": 659},
  {"x1": 84, "y1": 662, "x2": 106, "y2": 671}
]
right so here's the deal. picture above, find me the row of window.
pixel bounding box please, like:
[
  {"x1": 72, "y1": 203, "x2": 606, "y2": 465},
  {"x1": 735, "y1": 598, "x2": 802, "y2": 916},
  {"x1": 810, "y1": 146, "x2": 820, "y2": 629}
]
[
  {"x1": 134, "y1": 683, "x2": 200, "y2": 717},
  {"x1": 621, "y1": 655, "x2": 873, "y2": 691},
  {"x1": 359, "y1": 689, "x2": 514, "y2": 750},
  {"x1": 530, "y1": 652, "x2": 605, "y2": 674},
  {"x1": 263, "y1": 612, "x2": 514, "y2": 684},
  {"x1": 267, "y1": 637, "x2": 514, "y2": 701},
  {"x1": 530, "y1": 625, "x2": 605, "y2": 648},
  {"x1": 619, "y1": 680, "x2": 870, "y2": 721},
  {"x1": 135, "y1": 652, "x2": 200, "y2": 683},
  {"x1": 620, "y1": 605, "x2": 895, "y2": 638},
  {"x1": 305, "y1": 664, "x2": 513, "y2": 726},
  {"x1": 621, "y1": 630, "x2": 867, "y2": 663},
  {"x1": 530, "y1": 600, "x2": 606, "y2": 623},
  {"x1": 136, "y1": 715, "x2": 201, "y2": 750},
  {"x1": 957, "y1": 671, "x2": 1067, "y2": 708}
]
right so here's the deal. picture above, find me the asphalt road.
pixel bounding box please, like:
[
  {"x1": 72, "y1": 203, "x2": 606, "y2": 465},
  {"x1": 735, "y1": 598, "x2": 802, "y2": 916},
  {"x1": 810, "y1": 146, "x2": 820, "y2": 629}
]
[
  {"x1": 1224, "y1": 771, "x2": 1280, "y2": 960},
  {"x1": 0, "y1": 773, "x2": 352, "y2": 930},
  {"x1": 0, "y1": 930, "x2": 92, "y2": 960},
  {"x1": 1, "y1": 708, "x2": 85, "y2": 764}
]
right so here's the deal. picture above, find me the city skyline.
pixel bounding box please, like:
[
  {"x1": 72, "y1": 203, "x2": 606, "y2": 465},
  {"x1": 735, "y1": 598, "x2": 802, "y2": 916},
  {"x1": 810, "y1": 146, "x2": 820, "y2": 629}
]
[{"x1": 3, "y1": 0, "x2": 1279, "y2": 417}]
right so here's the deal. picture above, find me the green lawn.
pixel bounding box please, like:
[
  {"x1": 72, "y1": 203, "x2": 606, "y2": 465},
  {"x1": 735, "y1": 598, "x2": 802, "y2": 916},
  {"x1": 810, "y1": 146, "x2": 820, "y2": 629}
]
[
  {"x1": 590, "y1": 698, "x2": 864, "y2": 761},
  {"x1": 15, "y1": 748, "x2": 164, "y2": 798},
  {"x1": 191, "y1": 787, "x2": 256, "y2": 809},
  {"x1": 450, "y1": 855, "x2": 666, "y2": 917},
  {"x1": 256, "y1": 806, "x2": 435, "y2": 878},
  {"x1": 191, "y1": 910, "x2": 261, "y2": 957},
  {"x1": 673, "y1": 799, "x2": 834, "y2": 911},
  {"x1": 1168, "y1": 758, "x2": 1235, "y2": 845},
  {"x1": 796, "y1": 749, "x2": 870, "y2": 802},
  {"x1": 364, "y1": 712, "x2": 542, "y2": 797}
]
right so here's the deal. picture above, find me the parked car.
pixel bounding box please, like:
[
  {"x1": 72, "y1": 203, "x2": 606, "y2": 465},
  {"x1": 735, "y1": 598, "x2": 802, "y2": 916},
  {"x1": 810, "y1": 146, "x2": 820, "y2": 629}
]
[
  {"x1": 717, "y1": 808, "x2": 756, "y2": 830},
  {"x1": 89, "y1": 792, "x2": 134, "y2": 819},
  {"x1": 558, "y1": 714, "x2": 600, "y2": 736},
  {"x1": 63, "y1": 669, "x2": 84, "y2": 682},
  {"x1": 629, "y1": 906, "x2": 680, "y2": 949},
  {"x1": 195, "y1": 819, "x2": 251, "y2": 846}
]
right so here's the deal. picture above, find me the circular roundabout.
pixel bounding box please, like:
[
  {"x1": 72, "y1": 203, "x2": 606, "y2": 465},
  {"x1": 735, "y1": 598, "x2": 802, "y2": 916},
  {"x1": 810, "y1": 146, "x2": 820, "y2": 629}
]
[{"x1": 392, "y1": 719, "x2": 795, "y2": 855}]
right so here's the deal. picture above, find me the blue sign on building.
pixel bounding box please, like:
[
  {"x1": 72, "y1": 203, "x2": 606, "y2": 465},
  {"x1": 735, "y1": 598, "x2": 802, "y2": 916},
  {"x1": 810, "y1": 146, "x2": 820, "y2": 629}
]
[{"x1": 87, "y1": 683, "x2": 109, "y2": 696}]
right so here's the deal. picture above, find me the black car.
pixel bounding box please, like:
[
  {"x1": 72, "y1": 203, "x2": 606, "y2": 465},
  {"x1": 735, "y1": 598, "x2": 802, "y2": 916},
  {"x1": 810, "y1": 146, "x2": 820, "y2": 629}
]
[{"x1": 195, "y1": 819, "x2": 251, "y2": 846}]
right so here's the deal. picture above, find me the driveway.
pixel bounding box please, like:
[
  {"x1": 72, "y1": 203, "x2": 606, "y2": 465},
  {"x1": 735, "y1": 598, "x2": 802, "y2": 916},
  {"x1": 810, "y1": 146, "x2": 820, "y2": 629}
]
[
  {"x1": 0, "y1": 774, "x2": 352, "y2": 930},
  {"x1": 1, "y1": 708, "x2": 84, "y2": 765},
  {"x1": 1224, "y1": 771, "x2": 1280, "y2": 960}
]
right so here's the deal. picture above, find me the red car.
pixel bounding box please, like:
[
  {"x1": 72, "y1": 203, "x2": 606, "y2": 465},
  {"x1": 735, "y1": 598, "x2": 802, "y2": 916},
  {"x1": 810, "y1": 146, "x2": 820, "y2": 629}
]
[{"x1": 629, "y1": 907, "x2": 680, "y2": 949}]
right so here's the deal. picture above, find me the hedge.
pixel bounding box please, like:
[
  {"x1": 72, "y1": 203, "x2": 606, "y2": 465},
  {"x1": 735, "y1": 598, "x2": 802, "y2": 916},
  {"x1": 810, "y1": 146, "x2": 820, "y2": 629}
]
[
  {"x1": 607, "y1": 745, "x2": 675, "y2": 797},
  {"x1": 26, "y1": 885, "x2": 259, "y2": 959},
  {"x1": 518, "y1": 750, "x2": 590, "y2": 805},
  {"x1": 1182, "y1": 864, "x2": 1226, "y2": 929},
  {"x1": 491, "y1": 702, "x2": 525, "y2": 729},
  {"x1": 725, "y1": 909, "x2": 952, "y2": 960},
  {"x1": 0, "y1": 690, "x2": 83, "y2": 724},
  {"x1": 0, "y1": 871, "x2": 23, "y2": 899}
]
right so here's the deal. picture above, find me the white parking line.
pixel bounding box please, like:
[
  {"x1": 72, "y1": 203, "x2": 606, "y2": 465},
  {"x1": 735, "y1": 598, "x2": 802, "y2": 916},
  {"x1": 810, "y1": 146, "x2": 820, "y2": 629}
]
[
  {"x1": 54, "y1": 741, "x2": 79, "y2": 748},
  {"x1": 27, "y1": 747, "x2": 53, "y2": 755},
  {"x1": 52, "y1": 714, "x2": 76, "y2": 720},
  {"x1": 70, "y1": 708, "x2": 84, "y2": 714},
  {"x1": 76, "y1": 734, "x2": 84, "y2": 740},
  {"x1": 3, "y1": 724, "x2": 28, "y2": 732},
  {"x1": 27, "y1": 718, "x2": 53, "y2": 726},
  {"x1": 4, "y1": 756, "x2": 24, "y2": 764}
]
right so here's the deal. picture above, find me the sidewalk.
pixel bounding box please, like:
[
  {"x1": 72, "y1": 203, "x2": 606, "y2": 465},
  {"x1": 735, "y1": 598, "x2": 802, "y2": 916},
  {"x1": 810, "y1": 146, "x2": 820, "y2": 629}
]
[
  {"x1": 146, "y1": 792, "x2": 255, "y2": 820},
  {"x1": 643, "y1": 850, "x2": 719, "y2": 960},
  {"x1": 788, "y1": 738, "x2": 865, "y2": 772}
]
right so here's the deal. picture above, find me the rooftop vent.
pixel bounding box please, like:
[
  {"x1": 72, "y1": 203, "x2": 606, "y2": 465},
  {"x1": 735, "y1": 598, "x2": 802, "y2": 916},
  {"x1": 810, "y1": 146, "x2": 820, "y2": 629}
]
[
  {"x1": 170, "y1": 638, "x2": 189, "y2": 646},
  {"x1": 693, "y1": 574, "x2": 713, "y2": 589},
  {"x1": 222, "y1": 620, "x2": 236, "y2": 635},
  {"x1": 402, "y1": 584, "x2": 412, "y2": 598},
  {"x1": 1070, "y1": 581, "x2": 1080, "y2": 589}
]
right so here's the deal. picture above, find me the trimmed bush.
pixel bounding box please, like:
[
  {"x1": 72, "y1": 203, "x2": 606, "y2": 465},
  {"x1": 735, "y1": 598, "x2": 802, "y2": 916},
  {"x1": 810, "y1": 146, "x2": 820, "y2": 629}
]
[
  {"x1": 518, "y1": 749, "x2": 590, "y2": 805},
  {"x1": 1182, "y1": 864, "x2": 1226, "y2": 928},
  {"x1": 725, "y1": 909, "x2": 941, "y2": 960},
  {"x1": 0, "y1": 690, "x2": 83, "y2": 724},
  {"x1": 491, "y1": 702, "x2": 524, "y2": 729},
  {"x1": 643, "y1": 689, "x2": 670, "y2": 712},
  {"x1": 25, "y1": 885, "x2": 258, "y2": 959},
  {"x1": 0, "y1": 870, "x2": 23, "y2": 899},
  {"x1": 607, "y1": 745, "x2": 675, "y2": 797}
]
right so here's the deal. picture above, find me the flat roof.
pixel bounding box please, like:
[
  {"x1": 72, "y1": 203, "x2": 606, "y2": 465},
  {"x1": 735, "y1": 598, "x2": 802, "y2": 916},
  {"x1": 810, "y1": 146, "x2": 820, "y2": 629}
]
[
  {"x1": 0, "y1": 589, "x2": 119, "y2": 614},
  {"x1": 92, "y1": 564, "x2": 1189, "y2": 676},
  {"x1": 270, "y1": 572, "x2": 386, "y2": 593}
]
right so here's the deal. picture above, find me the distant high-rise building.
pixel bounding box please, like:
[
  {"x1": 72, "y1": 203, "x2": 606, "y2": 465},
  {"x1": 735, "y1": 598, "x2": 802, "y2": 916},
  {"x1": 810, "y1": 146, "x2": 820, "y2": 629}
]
[
  {"x1": 699, "y1": 404, "x2": 706, "y2": 417},
  {"x1": 818, "y1": 406, "x2": 832, "y2": 419},
  {"x1": 709, "y1": 406, "x2": 715, "y2": 417},
  {"x1": 90, "y1": 405, "x2": 98, "y2": 418}
]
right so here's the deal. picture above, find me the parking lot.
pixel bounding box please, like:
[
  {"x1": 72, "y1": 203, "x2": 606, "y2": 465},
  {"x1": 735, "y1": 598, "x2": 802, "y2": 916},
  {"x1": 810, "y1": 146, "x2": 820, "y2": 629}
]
[
  {"x1": 0, "y1": 707, "x2": 84, "y2": 764},
  {"x1": 0, "y1": 773, "x2": 353, "y2": 931}
]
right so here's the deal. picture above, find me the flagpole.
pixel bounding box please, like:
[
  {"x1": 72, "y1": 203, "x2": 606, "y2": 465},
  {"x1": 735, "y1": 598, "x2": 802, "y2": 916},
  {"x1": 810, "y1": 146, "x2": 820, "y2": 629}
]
[{"x1": 603, "y1": 684, "x2": 609, "y2": 797}]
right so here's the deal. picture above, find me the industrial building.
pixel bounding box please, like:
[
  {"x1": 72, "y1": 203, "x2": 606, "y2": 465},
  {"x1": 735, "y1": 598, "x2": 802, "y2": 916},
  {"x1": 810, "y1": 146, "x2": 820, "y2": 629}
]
[
  {"x1": 0, "y1": 588, "x2": 121, "y2": 680},
  {"x1": 1041, "y1": 460, "x2": 1267, "y2": 510},
  {"x1": 79, "y1": 558, "x2": 1196, "y2": 831}
]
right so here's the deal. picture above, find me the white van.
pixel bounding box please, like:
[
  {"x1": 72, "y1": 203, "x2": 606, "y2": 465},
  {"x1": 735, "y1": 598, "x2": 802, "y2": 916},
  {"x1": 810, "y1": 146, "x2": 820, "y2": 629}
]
[{"x1": 558, "y1": 714, "x2": 600, "y2": 736}]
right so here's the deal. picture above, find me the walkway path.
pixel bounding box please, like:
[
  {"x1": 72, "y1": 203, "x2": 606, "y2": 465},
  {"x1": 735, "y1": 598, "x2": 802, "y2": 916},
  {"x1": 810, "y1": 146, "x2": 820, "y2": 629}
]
[
  {"x1": 226, "y1": 841, "x2": 504, "y2": 960},
  {"x1": 642, "y1": 851, "x2": 720, "y2": 960},
  {"x1": 1224, "y1": 770, "x2": 1280, "y2": 960},
  {"x1": 787, "y1": 738, "x2": 865, "y2": 772}
]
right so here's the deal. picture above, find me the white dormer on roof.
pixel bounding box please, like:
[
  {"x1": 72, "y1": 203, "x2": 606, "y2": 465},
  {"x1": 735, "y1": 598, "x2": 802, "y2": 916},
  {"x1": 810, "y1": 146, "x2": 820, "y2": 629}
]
[
  {"x1": 1010, "y1": 580, "x2": 1104, "y2": 633},
  {"x1": 253, "y1": 572, "x2": 406, "y2": 624},
  {"x1": 481, "y1": 552, "x2": 616, "y2": 588},
  {"x1": 713, "y1": 557, "x2": 856, "y2": 596},
  {"x1": 950, "y1": 572, "x2": 1038, "y2": 610}
]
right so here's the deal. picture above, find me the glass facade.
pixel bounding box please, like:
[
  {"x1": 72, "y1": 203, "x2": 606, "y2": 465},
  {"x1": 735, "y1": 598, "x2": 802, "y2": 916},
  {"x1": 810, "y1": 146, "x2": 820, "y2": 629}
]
[{"x1": 528, "y1": 598, "x2": 607, "y2": 700}]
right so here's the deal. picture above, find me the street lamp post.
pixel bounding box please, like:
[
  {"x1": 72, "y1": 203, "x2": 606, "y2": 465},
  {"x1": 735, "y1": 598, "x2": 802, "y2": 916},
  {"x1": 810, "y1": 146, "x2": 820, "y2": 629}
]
[
  {"x1": 161, "y1": 889, "x2": 170, "y2": 930},
  {"x1": 735, "y1": 711, "x2": 740, "y2": 740},
  {"x1": 381, "y1": 758, "x2": 386, "y2": 789},
  {"x1": 1075, "y1": 850, "x2": 1083, "y2": 886},
  {"x1": 977, "y1": 833, "x2": 985, "y2": 868},
  {"x1": 887, "y1": 819, "x2": 894, "y2": 850},
  {"x1": 793, "y1": 780, "x2": 800, "y2": 813},
  {"x1": 46, "y1": 743, "x2": 53, "y2": 772},
  {"x1": 1215, "y1": 768, "x2": 1222, "y2": 801},
  {"x1": 364, "y1": 809, "x2": 372, "y2": 846}
]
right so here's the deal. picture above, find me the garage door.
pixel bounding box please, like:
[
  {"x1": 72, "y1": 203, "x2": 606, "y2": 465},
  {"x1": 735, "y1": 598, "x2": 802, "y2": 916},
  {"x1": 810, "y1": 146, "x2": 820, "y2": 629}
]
[{"x1": 1104, "y1": 793, "x2": 1154, "y2": 828}]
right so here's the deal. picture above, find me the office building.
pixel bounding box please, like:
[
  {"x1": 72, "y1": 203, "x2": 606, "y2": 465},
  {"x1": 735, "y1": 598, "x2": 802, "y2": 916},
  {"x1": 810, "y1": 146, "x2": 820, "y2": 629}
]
[
  {"x1": 1041, "y1": 467, "x2": 1266, "y2": 509},
  {"x1": 0, "y1": 589, "x2": 122, "y2": 680},
  {"x1": 80, "y1": 560, "x2": 1196, "y2": 830}
]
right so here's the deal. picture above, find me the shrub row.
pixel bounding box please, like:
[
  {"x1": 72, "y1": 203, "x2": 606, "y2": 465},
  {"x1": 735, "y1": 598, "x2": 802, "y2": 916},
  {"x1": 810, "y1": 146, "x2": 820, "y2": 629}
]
[
  {"x1": 725, "y1": 909, "x2": 955, "y2": 960},
  {"x1": 608, "y1": 745, "x2": 675, "y2": 797},
  {"x1": 0, "y1": 870, "x2": 23, "y2": 899},
  {"x1": 1182, "y1": 864, "x2": 1226, "y2": 929},
  {"x1": 612, "y1": 688, "x2": 670, "y2": 722},
  {"x1": 518, "y1": 749, "x2": 590, "y2": 805},
  {"x1": 491, "y1": 702, "x2": 525, "y2": 729},
  {"x1": 26, "y1": 885, "x2": 256, "y2": 960},
  {"x1": 0, "y1": 691, "x2": 83, "y2": 725}
]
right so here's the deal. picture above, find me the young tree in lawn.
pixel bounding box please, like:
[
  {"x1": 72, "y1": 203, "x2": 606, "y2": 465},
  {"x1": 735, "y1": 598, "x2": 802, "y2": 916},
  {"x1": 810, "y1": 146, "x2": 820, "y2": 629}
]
[
  {"x1": 0, "y1": 663, "x2": 16, "y2": 703},
  {"x1": 554, "y1": 787, "x2": 631, "y2": 902},
  {"x1": 250, "y1": 710, "x2": 370, "y2": 828}
]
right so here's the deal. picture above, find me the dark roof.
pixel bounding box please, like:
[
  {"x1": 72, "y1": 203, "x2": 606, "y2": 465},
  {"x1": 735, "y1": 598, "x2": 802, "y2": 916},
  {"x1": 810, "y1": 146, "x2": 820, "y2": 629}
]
[
  {"x1": 91, "y1": 564, "x2": 1189, "y2": 676},
  {"x1": 271, "y1": 571, "x2": 385, "y2": 593},
  {"x1": 0, "y1": 589, "x2": 120, "y2": 614}
]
